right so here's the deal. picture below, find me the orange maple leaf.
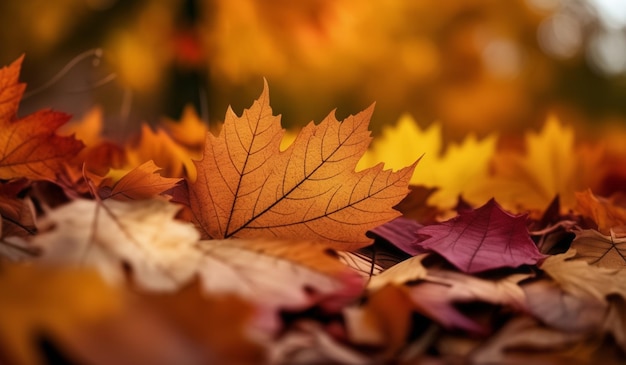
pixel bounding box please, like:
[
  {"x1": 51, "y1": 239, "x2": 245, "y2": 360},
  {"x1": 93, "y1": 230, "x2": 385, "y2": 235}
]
[
  {"x1": 188, "y1": 82, "x2": 415, "y2": 250},
  {"x1": 0, "y1": 56, "x2": 84, "y2": 181},
  {"x1": 99, "y1": 160, "x2": 182, "y2": 201}
]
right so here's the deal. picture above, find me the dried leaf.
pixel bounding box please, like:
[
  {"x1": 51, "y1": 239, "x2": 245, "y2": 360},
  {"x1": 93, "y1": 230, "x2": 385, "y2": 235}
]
[
  {"x1": 196, "y1": 239, "x2": 364, "y2": 313},
  {"x1": 570, "y1": 229, "x2": 626, "y2": 269},
  {"x1": 0, "y1": 56, "x2": 84, "y2": 181},
  {"x1": 34, "y1": 199, "x2": 201, "y2": 291},
  {"x1": 367, "y1": 254, "x2": 428, "y2": 291},
  {"x1": 415, "y1": 199, "x2": 545, "y2": 273},
  {"x1": 188, "y1": 82, "x2": 414, "y2": 250},
  {"x1": 405, "y1": 270, "x2": 530, "y2": 334}
]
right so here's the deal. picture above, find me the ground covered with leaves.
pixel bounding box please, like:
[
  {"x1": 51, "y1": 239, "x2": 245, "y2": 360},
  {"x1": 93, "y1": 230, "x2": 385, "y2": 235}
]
[{"x1": 2, "y1": 55, "x2": 626, "y2": 365}]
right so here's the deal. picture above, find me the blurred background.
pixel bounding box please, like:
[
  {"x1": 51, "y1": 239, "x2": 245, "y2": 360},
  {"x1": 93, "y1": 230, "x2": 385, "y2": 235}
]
[{"x1": 1, "y1": 0, "x2": 625, "y2": 141}]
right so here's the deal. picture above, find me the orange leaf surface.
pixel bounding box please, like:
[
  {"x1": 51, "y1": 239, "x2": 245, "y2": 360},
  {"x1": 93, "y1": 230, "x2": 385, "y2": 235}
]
[
  {"x1": 0, "y1": 56, "x2": 84, "y2": 181},
  {"x1": 575, "y1": 189, "x2": 626, "y2": 235},
  {"x1": 101, "y1": 160, "x2": 182, "y2": 201},
  {"x1": 188, "y1": 82, "x2": 415, "y2": 250}
]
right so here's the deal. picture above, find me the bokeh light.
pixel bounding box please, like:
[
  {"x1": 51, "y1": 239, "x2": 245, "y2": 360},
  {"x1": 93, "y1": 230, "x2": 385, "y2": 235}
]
[{"x1": 0, "y1": 0, "x2": 625, "y2": 141}]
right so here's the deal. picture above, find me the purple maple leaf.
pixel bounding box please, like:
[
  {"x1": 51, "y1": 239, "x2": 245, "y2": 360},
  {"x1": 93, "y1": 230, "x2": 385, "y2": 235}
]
[{"x1": 415, "y1": 199, "x2": 545, "y2": 273}]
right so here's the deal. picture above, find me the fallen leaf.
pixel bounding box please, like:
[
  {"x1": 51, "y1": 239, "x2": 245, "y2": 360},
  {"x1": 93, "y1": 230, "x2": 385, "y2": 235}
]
[
  {"x1": 575, "y1": 189, "x2": 626, "y2": 235},
  {"x1": 482, "y1": 116, "x2": 605, "y2": 214},
  {"x1": 358, "y1": 114, "x2": 497, "y2": 209},
  {"x1": 124, "y1": 123, "x2": 198, "y2": 180},
  {"x1": 188, "y1": 82, "x2": 414, "y2": 250},
  {"x1": 99, "y1": 160, "x2": 182, "y2": 201},
  {"x1": 0, "y1": 179, "x2": 35, "y2": 238},
  {"x1": 0, "y1": 56, "x2": 84, "y2": 181},
  {"x1": 405, "y1": 270, "x2": 531, "y2": 334},
  {"x1": 0, "y1": 264, "x2": 122, "y2": 365},
  {"x1": 367, "y1": 254, "x2": 428, "y2": 291},
  {"x1": 539, "y1": 249, "x2": 626, "y2": 301},
  {"x1": 369, "y1": 216, "x2": 425, "y2": 255},
  {"x1": 196, "y1": 238, "x2": 364, "y2": 313},
  {"x1": 570, "y1": 229, "x2": 626, "y2": 269},
  {"x1": 415, "y1": 199, "x2": 545, "y2": 273},
  {"x1": 161, "y1": 105, "x2": 208, "y2": 151},
  {"x1": 34, "y1": 198, "x2": 201, "y2": 291}
]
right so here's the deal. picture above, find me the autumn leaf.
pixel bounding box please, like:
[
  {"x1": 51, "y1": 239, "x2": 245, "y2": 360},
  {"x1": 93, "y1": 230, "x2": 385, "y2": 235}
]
[
  {"x1": 522, "y1": 250, "x2": 626, "y2": 347},
  {"x1": 481, "y1": 116, "x2": 605, "y2": 214},
  {"x1": 415, "y1": 199, "x2": 545, "y2": 273},
  {"x1": 34, "y1": 199, "x2": 201, "y2": 291},
  {"x1": 0, "y1": 56, "x2": 84, "y2": 181},
  {"x1": 124, "y1": 123, "x2": 198, "y2": 180},
  {"x1": 58, "y1": 107, "x2": 126, "y2": 176},
  {"x1": 161, "y1": 105, "x2": 208, "y2": 151},
  {"x1": 405, "y1": 269, "x2": 531, "y2": 334},
  {"x1": 0, "y1": 264, "x2": 123, "y2": 365},
  {"x1": 570, "y1": 229, "x2": 626, "y2": 269},
  {"x1": 575, "y1": 189, "x2": 626, "y2": 235},
  {"x1": 369, "y1": 216, "x2": 425, "y2": 255},
  {"x1": 196, "y1": 239, "x2": 364, "y2": 313},
  {"x1": 99, "y1": 160, "x2": 182, "y2": 201},
  {"x1": 188, "y1": 82, "x2": 415, "y2": 250},
  {"x1": 539, "y1": 249, "x2": 626, "y2": 302},
  {"x1": 357, "y1": 114, "x2": 497, "y2": 209},
  {"x1": 367, "y1": 254, "x2": 428, "y2": 291}
]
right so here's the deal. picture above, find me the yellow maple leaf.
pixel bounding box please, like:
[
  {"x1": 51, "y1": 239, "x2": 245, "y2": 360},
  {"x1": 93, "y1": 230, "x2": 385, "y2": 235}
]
[
  {"x1": 358, "y1": 114, "x2": 497, "y2": 209},
  {"x1": 481, "y1": 115, "x2": 604, "y2": 213}
]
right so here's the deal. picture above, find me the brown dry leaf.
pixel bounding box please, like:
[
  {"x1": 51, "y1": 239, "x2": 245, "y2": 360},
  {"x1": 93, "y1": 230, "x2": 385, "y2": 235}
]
[
  {"x1": 0, "y1": 56, "x2": 84, "y2": 182},
  {"x1": 405, "y1": 270, "x2": 531, "y2": 334},
  {"x1": 34, "y1": 199, "x2": 201, "y2": 291},
  {"x1": 0, "y1": 264, "x2": 123, "y2": 365},
  {"x1": 367, "y1": 254, "x2": 428, "y2": 291},
  {"x1": 100, "y1": 160, "x2": 182, "y2": 201},
  {"x1": 575, "y1": 189, "x2": 626, "y2": 235},
  {"x1": 570, "y1": 229, "x2": 626, "y2": 269},
  {"x1": 188, "y1": 82, "x2": 415, "y2": 250},
  {"x1": 196, "y1": 239, "x2": 364, "y2": 314},
  {"x1": 539, "y1": 249, "x2": 626, "y2": 301}
]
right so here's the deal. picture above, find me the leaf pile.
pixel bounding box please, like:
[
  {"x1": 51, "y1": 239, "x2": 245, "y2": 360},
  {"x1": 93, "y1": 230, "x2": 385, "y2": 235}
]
[{"x1": 2, "y1": 55, "x2": 626, "y2": 364}]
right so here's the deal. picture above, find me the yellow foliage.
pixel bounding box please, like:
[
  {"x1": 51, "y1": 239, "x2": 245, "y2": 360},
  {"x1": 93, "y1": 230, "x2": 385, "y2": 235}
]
[
  {"x1": 358, "y1": 114, "x2": 497, "y2": 209},
  {"x1": 482, "y1": 115, "x2": 605, "y2": 214}
]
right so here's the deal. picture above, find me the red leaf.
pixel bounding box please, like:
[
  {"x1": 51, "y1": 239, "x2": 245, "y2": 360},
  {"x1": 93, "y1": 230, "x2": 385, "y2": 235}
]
[
  {"x1": 415, "y1": 199, "x2": 545, "y2": 273},
  {"x1": 0, "y1": 56, "x2": 84, "y2": 182}
]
